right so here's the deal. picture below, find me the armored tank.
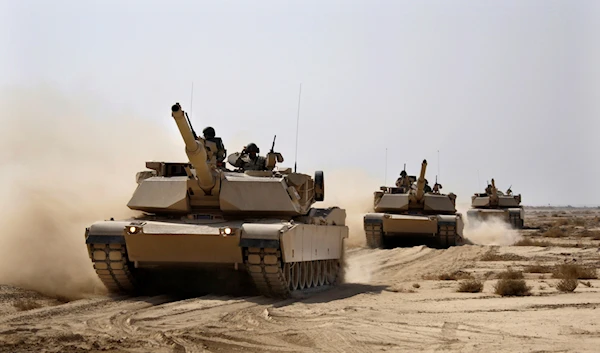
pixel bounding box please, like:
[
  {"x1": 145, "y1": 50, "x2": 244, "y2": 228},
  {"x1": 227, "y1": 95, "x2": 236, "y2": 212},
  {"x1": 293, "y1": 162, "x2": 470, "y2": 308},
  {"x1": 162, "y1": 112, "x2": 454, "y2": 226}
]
[
  {"x1": 84, "y1": 103, "x2": 348, "y2": 298},
  {"x1": 466, "y1": 178, "x2": 524, "y2": 228},
  {"x1": 363, "y1": 160, "x2": 464, "y2": 249}
]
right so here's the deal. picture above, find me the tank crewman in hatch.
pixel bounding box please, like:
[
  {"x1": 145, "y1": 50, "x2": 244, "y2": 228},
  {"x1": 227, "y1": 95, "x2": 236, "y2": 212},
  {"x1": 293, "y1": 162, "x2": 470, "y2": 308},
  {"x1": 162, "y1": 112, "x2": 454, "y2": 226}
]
[
  {"x1": 395, "y1": 170, "x2": 408, "y2": 188},
  {"x1": 202, "y1": 126, "x2": 227, "y2": 168},
  {"x1": 233, "y1": 143, "x2": 269, "y2": 171},
  {"x1": 424, "y1": 179, "x2": 432, "y2": 193}
]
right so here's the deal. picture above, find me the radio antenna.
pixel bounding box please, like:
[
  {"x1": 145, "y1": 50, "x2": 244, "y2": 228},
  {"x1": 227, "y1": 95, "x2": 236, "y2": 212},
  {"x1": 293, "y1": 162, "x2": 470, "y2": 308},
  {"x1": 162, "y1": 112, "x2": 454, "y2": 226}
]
[
  {"x1": 190, "y1": 82, "x2": 194, "y2": 119},
  {"x1": 294, "y1": 83, "x2": 302, "y2": 173},
  {"x1": 384, "y1": 147, "x2": 388, "y2": 185},
  {"x1": 437, "y1": 149, "x2": 440, "y2": 181}
]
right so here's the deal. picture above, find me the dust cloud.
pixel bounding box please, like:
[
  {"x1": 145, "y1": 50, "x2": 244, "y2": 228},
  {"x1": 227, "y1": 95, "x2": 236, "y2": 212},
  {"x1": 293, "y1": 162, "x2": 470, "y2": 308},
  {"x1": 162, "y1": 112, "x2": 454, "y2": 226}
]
[
  {"x1": 457, "y1": 203, "x2": 523, "y2": 246},
  {"x1": 320, "y1": 169, "x2": 381, "y2": 284},
  {"x1": 0, "y1": 86, "x2": 182, "y2": 300}
]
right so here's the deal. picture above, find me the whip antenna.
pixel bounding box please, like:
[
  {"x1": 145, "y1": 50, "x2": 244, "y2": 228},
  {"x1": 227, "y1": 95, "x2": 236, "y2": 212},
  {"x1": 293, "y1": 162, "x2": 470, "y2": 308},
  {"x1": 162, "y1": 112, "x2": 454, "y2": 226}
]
[
  {"x1": 437, "y1": 149, "x2": 440, "y2": 181},
  {"x1": 294, "y1": 83, "x2": 302, "y2": 173},
  {"x1": 190, "y1": 82, "x2": 194, "y2": 119},
  {"x1": 384, "y1": 147, "x2": 388, "y2": 185}
]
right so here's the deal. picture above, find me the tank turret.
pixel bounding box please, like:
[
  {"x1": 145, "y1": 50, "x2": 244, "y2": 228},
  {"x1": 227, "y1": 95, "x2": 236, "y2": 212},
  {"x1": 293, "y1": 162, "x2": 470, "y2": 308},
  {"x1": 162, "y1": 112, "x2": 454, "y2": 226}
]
[{"x1": 84, "y1": 102, "x2": 348, "y2": 299}]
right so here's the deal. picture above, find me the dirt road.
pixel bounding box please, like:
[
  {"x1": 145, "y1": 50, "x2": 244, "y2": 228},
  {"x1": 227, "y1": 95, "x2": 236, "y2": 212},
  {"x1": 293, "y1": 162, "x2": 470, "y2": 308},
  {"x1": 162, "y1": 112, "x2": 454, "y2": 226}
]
[{"x1": 1, "y1": 208, "x2": 599, "y2": 353}]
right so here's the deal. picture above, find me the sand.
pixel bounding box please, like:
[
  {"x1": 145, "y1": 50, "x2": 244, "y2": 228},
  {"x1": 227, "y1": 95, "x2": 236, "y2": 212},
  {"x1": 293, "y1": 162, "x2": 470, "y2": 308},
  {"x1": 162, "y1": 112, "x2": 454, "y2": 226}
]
[{"x1": 0, "y1": 207, "x2": 599, "y2": 353}]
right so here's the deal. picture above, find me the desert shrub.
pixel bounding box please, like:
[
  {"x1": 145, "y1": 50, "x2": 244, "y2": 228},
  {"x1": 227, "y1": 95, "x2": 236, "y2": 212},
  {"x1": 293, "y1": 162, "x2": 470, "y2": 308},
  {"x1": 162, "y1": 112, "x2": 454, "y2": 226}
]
[
  {"x1": 457, "y1": 279, "x2": 484, "y2": 293},
  {"x1": 555, "y1": 219, "x2": 569, "y2": 226},
  {"x1": 552, "y1": 264, "x2": 598, "y2": 279},
  {"x1": 13, "y1": 299, "x2": 41, "y2": 311},
  {"x1": 438, "y1": 271, "x2": 473, "y2": 280},
  {"x1": 556, "y1": 278, "x2": 578, "y2": 292},
  {"x1": 494, "y1": 279, "x2": 532, "y2": 296},
  {"x1": 497, "y1": 269, "x2": 524, "y2": 280},
  {"x1": 523, "y1": 264, "x2": 552, "y2": 273},
  {"x1": 514, "y1": 238, "x2": 552, "y2": 247},
  {"x1": 412, "y1": 283, "x2": 420, "y2": 289},
  {"x1": 542, "y1": 228, "x2": 566, "y2": 238},
  {"x1": 572, "y1": 218, "x2": 585, "y2": 226},
  {"x1": 481, "y1": 251, "x2": 526, "y2": 261}
]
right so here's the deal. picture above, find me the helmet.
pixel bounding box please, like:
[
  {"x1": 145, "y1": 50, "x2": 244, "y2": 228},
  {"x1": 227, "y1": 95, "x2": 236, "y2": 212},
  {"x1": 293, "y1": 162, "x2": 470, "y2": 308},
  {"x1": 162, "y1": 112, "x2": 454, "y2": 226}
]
[
  {"x1": 246, "y1": 143, "x2": 259, "y2": 153},
  {"x1": 400, "y1": 171, "x2": 407, "y2": 177},
  {"x1": 203, "y1": 126, "x2": 215, "y2": 138}
]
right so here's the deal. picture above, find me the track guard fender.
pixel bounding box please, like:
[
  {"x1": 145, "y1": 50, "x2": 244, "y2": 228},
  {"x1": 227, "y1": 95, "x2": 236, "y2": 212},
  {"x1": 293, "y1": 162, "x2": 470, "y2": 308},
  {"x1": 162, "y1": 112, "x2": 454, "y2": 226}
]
[{"x1": 239, "y1": 223, "x2": 288, "y2": 249}]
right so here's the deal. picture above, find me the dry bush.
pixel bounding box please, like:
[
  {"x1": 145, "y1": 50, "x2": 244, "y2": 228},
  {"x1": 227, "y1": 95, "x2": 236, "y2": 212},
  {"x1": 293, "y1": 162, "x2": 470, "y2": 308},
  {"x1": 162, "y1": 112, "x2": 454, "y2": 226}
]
[
  {"x1": 457, "y1": 279, "x2": 484, "y2": 293},
  {"x1": 542, "y1": 228, "x2": 566, "y2": 238},
  {"x1": 556, "y1": 278, "x2": 578, "y2": 292},
  {"x1": 438, "y1": 271, "x2": 473, "y2": 280},
  {"x1": 494, "y1": 279, "x2": 532, "y2": 296},
  {"x1": 581, "y1": 230, "x2": 600, "y2": 240},
  {"x1": 480, "y1": 251, "x2": 526, "y2": 261},
  {"x1": 13, "y1": 299, "x2": 42, "y2": 311},
  {"x1": 572, "y1": 218, "x2": 585, "y2": 226},
  {"x1": 514, "y1": 238, "x2": 552, "y2": 247},
  {"x1": 552, "y1": 264, "x2": 598, "y2": 279},
  {"x1": 523, "y1": 264, "x2": 552, "y2": 273},
  {"x1": 555, "y1": 219, "x2": 569, "y2": 226},
  {"x1": 497, "y1": 269, "x2": 524, "y2": 280},
  {"x1": 412, "y1": 283, "x2": 420, "y2": 289}
]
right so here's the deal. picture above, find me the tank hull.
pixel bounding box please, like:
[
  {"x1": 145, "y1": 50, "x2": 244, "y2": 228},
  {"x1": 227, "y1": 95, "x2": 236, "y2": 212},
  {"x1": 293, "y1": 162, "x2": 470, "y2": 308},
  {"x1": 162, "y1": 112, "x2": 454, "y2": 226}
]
[
  {"x1": 363, "y1": 213, "x2": 464, "y2": 249},
  {"x1": 85, "y1": 216, "x2": 348, "y2": 298},
  {"x1": 466, "y1": 208, "x2": 524, "y2": 229}
]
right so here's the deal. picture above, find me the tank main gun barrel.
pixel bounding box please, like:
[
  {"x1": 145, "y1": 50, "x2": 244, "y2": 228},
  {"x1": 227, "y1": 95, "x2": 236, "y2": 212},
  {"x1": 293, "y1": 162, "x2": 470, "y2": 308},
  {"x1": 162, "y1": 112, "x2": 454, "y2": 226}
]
[
  {"x1": 171, "y1": 103, "x2": 215, "y2": 190},
  {"x1": 490, "y1": 178, "x2": 498, "y2": 203},
  {"x1": 415, "y1": 159, "x2": 428, "y2": 201}
]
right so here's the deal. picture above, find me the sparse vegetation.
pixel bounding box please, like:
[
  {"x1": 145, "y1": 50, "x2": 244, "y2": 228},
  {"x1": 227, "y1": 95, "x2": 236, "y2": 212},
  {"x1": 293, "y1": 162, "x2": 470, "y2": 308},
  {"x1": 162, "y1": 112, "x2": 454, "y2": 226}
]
[
  {"x1": 555, "y1": 219, "x2": 569, "y2": 226},
  {"x1": 514, "y1": 238, "x2": 552, "y2": 247},
  {"x1": 457, "y1": 279, "x2": 484, "y2": 293},
  {"x1": 580, "y1": 230, "x2": 600, "y2": 240},
  {"x1": 494, "y1": 279, "x2": 532, "y2": 296},
  {"x1": 552, "y1": 264, "x2": 598, "y2": 280},
  {"x1": 412, "y1": 283, "x2": 420, "y2": 289},
  {"x1": 572, "y1": 218, "x2": 585, "y2": 226},
  {"x1": 13, "y1": 299, "x2": 42, "y2": 311},
  {"x1": 497, "y1": 269, "x2": 524, "y2": 280},
  {"x1": 438, "y1": 271, "x2": 473, "y2": 280},
  {"x1": 542, "y1": 227, "x2": 566, "y2": 238},
  {"x1": 556, "y1": 278, "x2": 578, "y2": 292},
  {"x1": 480, "y1": 251, "x2": 526, "y2": 261},
  {"x1": 523, "y1": 264, "x2": 552, "y2": 273}
]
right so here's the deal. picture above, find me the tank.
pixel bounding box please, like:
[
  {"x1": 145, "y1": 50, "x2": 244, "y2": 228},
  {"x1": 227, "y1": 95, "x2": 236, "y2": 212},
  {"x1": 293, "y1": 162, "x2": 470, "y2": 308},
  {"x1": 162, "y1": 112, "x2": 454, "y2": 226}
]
[
  {"x1": 466, "y1": 178, "x2": 524, "y2": 228},
  {"x1": 84, "y1": 103, "x2": 348, "y2": 298},
  {"x1": 363, "y1": 160, "x2": 464, "y2": 249}
]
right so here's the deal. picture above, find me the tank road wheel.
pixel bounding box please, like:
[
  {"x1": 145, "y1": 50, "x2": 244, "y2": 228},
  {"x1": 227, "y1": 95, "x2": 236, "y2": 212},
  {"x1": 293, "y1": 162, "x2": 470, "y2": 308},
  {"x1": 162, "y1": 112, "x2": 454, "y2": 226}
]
[
  {"x1": 436, "y1": 222, "x2": 457, "y2": 249},
  {"x1": 89, "y1": 243, "x2": 136, "y2": 293}
]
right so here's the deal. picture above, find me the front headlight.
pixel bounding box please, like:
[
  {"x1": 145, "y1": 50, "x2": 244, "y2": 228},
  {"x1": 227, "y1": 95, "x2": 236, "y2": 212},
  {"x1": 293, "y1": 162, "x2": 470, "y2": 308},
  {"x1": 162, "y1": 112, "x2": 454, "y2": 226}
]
[{"x1": 219, "y1": 227, "x2": 236, "y2": 236}]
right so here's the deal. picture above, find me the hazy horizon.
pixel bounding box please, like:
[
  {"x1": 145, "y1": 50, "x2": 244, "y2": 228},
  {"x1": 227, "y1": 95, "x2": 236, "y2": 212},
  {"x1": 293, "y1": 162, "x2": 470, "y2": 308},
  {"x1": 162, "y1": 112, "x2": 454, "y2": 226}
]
[{"x1": 1, "y1": 0, "x2": 598, "y2": 206}]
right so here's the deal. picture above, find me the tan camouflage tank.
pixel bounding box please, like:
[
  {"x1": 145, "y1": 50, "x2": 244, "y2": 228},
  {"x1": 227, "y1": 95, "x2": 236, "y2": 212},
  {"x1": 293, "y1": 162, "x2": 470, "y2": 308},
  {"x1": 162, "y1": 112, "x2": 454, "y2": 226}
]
[
  {"x1": 363, "y1": 160, "x2": 464, "y2": 249},
  {"x1": 466, "y1": 178, "x2": 524, "y2": 228},
  {"x1": 84, "y1": 103, "x2": 348, "y2": 298}
]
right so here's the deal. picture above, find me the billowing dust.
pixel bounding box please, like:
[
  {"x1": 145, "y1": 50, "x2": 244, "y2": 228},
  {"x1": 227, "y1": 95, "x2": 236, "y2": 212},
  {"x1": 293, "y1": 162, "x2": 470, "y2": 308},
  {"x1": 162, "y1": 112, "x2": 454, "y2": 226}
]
[
  {"x1": 0, "y1": 87, "x2": 183, "y2": 300},
  {"x1": 457, "y1": 203, "x2": 523, "y2": 246},
  {"x1": 321, "y1": 170, "x2": 381, "y2": 284}
]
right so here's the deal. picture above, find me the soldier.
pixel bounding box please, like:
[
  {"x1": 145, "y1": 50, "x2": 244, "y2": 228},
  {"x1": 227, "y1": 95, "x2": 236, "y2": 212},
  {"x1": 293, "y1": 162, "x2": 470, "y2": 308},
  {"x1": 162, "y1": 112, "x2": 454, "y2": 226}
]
[
  {"x1": 395, "y1": 170, "x2": 408, "y2": 188},
  {"x1": 233, "y1": 143, "x2": 269, "y2": 171},
  {"x1": 423, "y1": 179, "x2": 432, "y2": 193},
  {"x1": 485, "y1": 184, "x2": 493, "y2": 195},
  {"x1": 202, "y1": 126, "x2": 227, "y2": 168}
]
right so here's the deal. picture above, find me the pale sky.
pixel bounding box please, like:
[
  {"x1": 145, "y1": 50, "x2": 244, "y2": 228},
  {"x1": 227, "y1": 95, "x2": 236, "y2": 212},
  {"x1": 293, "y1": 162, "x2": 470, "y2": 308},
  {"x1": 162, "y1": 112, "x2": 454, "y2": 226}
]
[{"x1": 1, "y1": 0, "x2": 598, "y2": 206}]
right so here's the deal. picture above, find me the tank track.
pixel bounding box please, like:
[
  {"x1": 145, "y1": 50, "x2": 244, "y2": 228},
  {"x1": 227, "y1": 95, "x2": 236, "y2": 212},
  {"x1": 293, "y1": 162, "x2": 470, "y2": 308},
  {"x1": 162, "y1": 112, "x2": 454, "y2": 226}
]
[
  {"x1": 244, "y1": 247, "x2": 340, "y2": 298},
  {"x1": 88, "y1": 243, "x2": 136, "y2": 293},
  {"x1": 364, "y1": 222, "x2": 384, "y2": 249},
  {"x1": 436, "y1": 221, "x2": 460, "y2": 248},
  {"x1": 508, "y1": 213, "x2": 524, "y2": 229}
]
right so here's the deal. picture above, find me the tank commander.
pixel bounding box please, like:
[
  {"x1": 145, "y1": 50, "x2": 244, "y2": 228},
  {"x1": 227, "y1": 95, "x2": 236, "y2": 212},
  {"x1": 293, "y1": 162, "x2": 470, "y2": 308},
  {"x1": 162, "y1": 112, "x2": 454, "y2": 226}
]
[
  {"x1": 395, "y1": 170, "x2": 408, "y2": 188},
  {"x1": 485, "y1": 184, "x2": 493, "y2": 195},
  {"x1": 233, "y1": 143, "x2": 269, "y2": 171},
  {"x1": 202, "y1": 126, "x2": 227, "y2": 167},
  {"x1": 424, "y1": 179, "x2": 432, "y2": 193}
]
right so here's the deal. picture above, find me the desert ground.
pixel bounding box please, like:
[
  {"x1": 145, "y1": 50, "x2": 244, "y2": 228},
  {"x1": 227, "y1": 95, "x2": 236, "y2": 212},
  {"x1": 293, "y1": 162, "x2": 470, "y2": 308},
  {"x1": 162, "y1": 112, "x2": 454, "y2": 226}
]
[{"x1": 1, "y1": 207, "x2": 599, "y2": 353}]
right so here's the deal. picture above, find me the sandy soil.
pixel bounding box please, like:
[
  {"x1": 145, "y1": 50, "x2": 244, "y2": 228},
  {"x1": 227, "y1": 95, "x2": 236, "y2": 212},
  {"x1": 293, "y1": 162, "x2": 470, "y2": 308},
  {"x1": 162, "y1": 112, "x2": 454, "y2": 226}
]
[{"x1": 1, "y1": 207, "x2": 600, "y2": 353}]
